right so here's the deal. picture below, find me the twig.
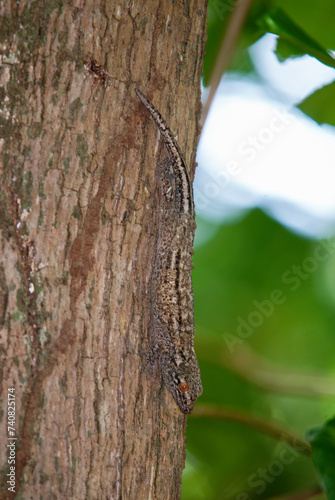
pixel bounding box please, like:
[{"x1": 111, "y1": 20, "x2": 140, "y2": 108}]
[
  {"x1": 201, "y1": 0, "x2": 255, "y2": 126},
  {"x1": 224, "y1": 347, "x2": 335, "y2": 397},
  {"x1": 265, "y1": 486, "x2": 323, "y2": 500},
  {"x1": 191, "y1": 404, "x2": 311, "y2": 455}
]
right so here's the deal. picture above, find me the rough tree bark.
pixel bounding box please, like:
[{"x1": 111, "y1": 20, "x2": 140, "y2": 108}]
[{"x1": 0, "y1": 1, "x2": 207, "y2": 498}]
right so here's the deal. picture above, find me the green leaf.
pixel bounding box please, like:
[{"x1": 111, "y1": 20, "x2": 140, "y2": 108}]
[
  {"x1": 306, "y1": 416, "x2": 335, "y2": 499},
  {"x1": 257, "y1": 7, "x2": 335, "y2": 68},
  {"x1": 299, "y1": 81, "x2": 335, "y2": 126}
]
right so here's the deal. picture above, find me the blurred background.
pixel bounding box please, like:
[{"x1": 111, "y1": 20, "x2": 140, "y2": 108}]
[{"x1": 183, "y1": 1, "x2": 335, "y2": 498}]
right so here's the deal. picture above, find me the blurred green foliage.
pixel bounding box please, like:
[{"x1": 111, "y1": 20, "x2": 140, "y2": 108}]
[
  {"x1": 183, "y1": 0, "x2": 335, "y2": 498},
  {"x1": 257, "y1": 7, "x2": 335, "y2": 67},
  {"x1": 299, "y1": 82, "x2": 335, "y2": 126},
  {"x1": 205, "y1": 0, "x2": 335, "y2": 123},
  {"x1": 307, "y1": 417, "x2": 335, "y2": 499},
  {"x1": 184, "y1": 211, "x2": 335, "y2": 499}
]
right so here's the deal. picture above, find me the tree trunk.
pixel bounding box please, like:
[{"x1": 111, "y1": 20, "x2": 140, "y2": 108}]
[{"x1": 0, "y1": 1, "x2": 207, "y2": 498}]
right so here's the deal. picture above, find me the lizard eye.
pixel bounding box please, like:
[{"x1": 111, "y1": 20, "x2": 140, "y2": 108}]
[{"x1": 178, "y1": 382, "x2": 190, "y2": 393}]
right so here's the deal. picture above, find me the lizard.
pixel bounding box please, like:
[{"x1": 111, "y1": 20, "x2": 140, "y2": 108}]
[{"x1": 136, "y1": 88, "x2": 203, "y2": 414}]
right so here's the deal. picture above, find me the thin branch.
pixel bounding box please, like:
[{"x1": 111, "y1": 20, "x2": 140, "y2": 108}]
[
  {"x1": 223, "y1": 347, "x2": 335, "y2": 397},
  {"x1": 191, "y1": 404, "x2": 311, "y2": 455},
  {"x1": 201, "y1": 0, "x2": 255, "y2": 126},
  {"x1": 265, "y1": 487, "x2": 323, "y2": 500}
]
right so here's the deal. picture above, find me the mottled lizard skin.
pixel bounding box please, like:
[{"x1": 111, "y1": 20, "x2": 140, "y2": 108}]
[{"x1": 136, "y1": 89, "x2": 202, "y2": 414}]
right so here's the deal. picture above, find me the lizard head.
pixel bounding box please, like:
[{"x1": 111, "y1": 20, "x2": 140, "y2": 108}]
[{"x1": 162, "y1": 355, "x2": 203, "y2": 414}]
